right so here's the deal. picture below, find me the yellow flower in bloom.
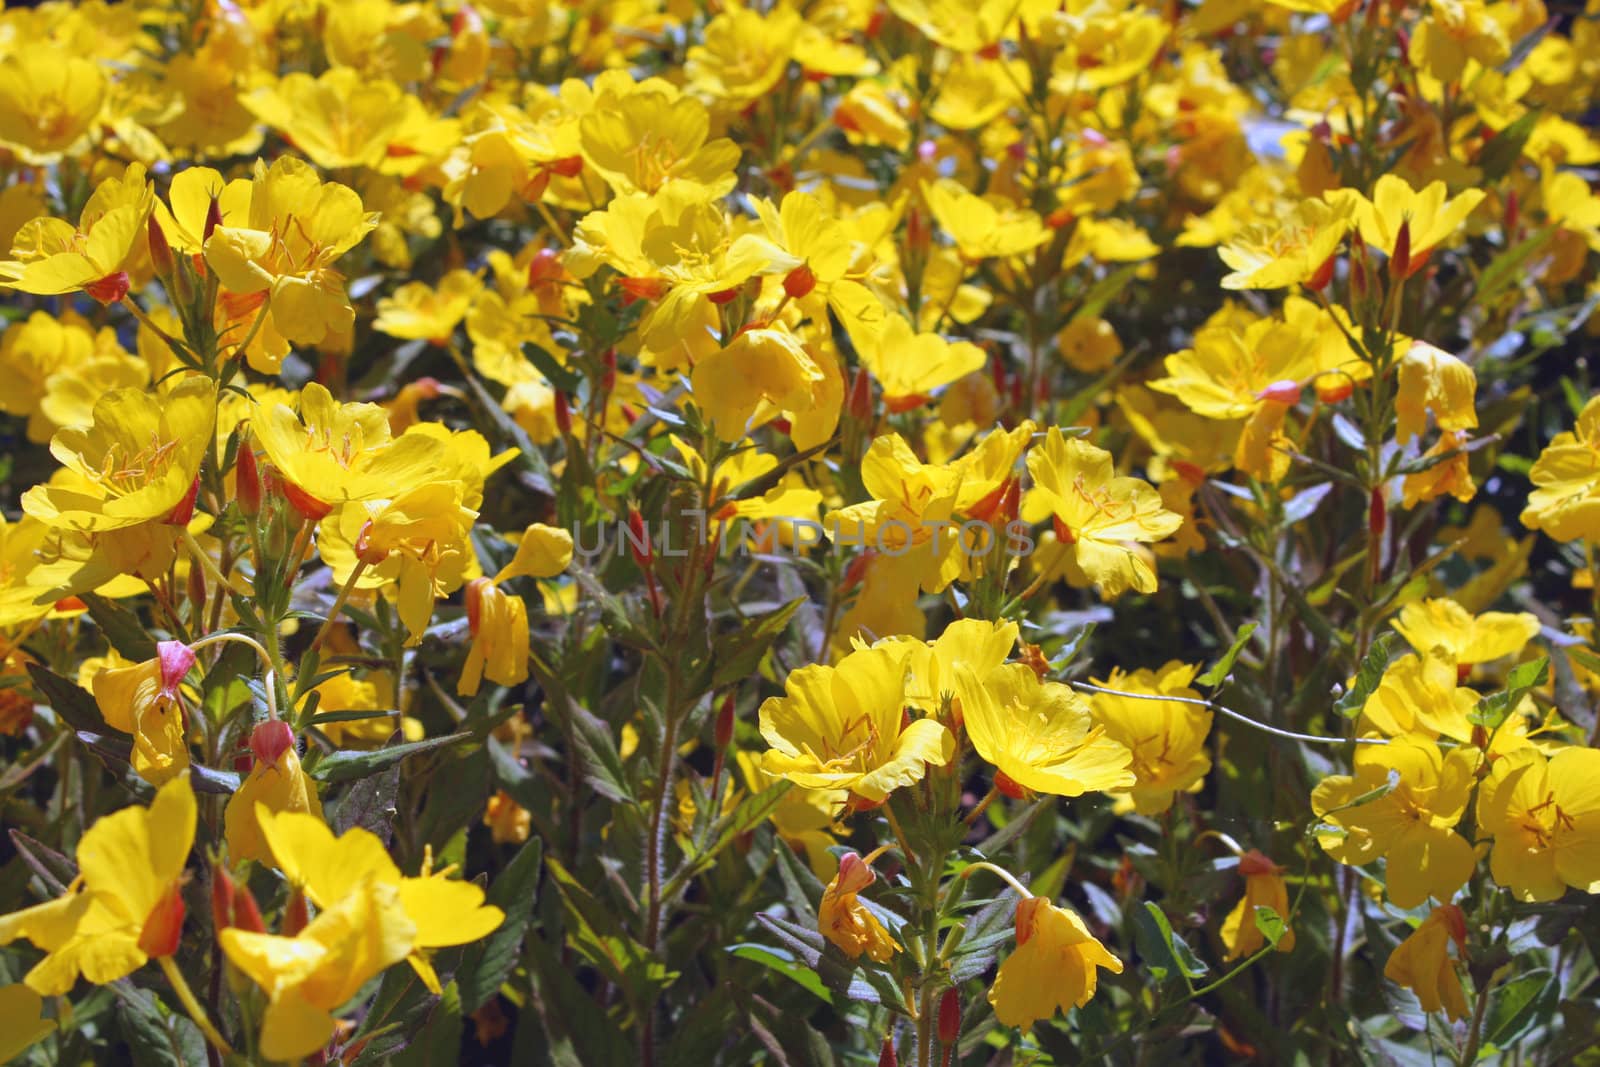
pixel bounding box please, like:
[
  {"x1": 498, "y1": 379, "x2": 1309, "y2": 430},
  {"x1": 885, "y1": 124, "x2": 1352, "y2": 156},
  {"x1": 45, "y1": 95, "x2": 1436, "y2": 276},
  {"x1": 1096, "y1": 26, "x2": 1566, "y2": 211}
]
[
  {"x1": 900, "y1": 618, "x2": 1021, "y2": 713},
  {"x1": 225, "y1": 726, "x2": 324, "y2": 866},
  {"x1": 244, "y1": 68, "x2": 411, "y2": 171},
  {"x1": 1357, "y1": 650, "x2": 1488, "y2": 744},
  {"x1": 1221, "y1": 850, "x2": 1296, "y2": 960},
  {"x1": 0, "y1": 46, "x2": 106, "y2": 163},
  {"x1": 1521, "y1": 394, "x2": 1600, "y2": 543},
  {"x1": 484, "y1": 790, "x2": 532, "y2": 845},
  {"x1": 221, "y1": 878, "x2": 416, "y2": 1063},
  {"x1": 988, "y1": 897, "x2": 1123, "y2": 1029},
  {"x1": 736, "y1": 751, "x2": 846, "y2": 878},
  {"x1": 825, "y1": 433, "x2": 963, "y2": 596},
  {"x1": 1024, "y1": 429, "x2": 1183, "y2": 598},
  {"x1": 858, "y1": 316, "x2": 986, "y2": 411},
  {"x1": 1217, "y1": 198, "x2": 1351, "y2": 290},
  {"x1": 1311, "y1": 736, "x2": 1477, "y2": 909},
  {"x1": 89, "y1": 641, "x2": 196, "y2": 786},
  {"x1": 1328, "y1": 175, "x2": 1485, "y2": 273},
  {"x1": 1058, "y1": 315, "x2": 1123, "y2": 374},
  {"x1": 1395, "y1": 342, "x2": 1477, "y2": 444},
  {"x1": 256, "y1": 808, "x2": 505, "y2": 995},
  {"x1": 22, "y1": 378, "x2": 213, "y2": 532},
  {"x1": 686, "y1": 5, "x2": 801, "y2": 107},
  {"x1": 1478, "y1": 746, "x2": 1600, "y2": 902},
  {"x1": 1088, "y1": 662, "x2": 1211, "y2": 814},
  {"x1": 0, "y1": 163, "x2": 152, "y2": 302},
  {"x1": 759, "y1": 644, "x2": 954, "y2": 803},
  {"x1": 922, "y1": 179, "x2": 1051, "y2": 261},
  {"x1": 692, "y1": 325, "x2": 826, "y2": 442},
  {"x1": 253, "y1": 383, "x2": 451, "y2": 518},
  {"x1": 0, "y1": 983, "x2": 55, "y2": 1061},
  {"x1": 301, "y1": 672, "x2": 412, "y2": 748},
  {"x1": 460, "y1": 578, "x2": 530, "y2": 696},
  {"x1": 0, "y1": 773, "x2": 195, "y2": 994},
  {"x1": 1392, "y1": 598, "x2": 1540, "y2": 667},
  {"x1": 953, "y1": 662, "x2": 1134, "y2": 798},
  {"x1": 374, "y1": 269, "x2": 484, "y2": 344},
  {"x1": 887, "y1": 0, "x2": 1019, "y2": 52},
  {"x1": 1384, "y1": 905, "x2": 1469, "y2": 1022},
  {"x1": 1408, "y1": 0, "x2": 1510, "y2": 84},
  {"x1": 578, "y1": 86, "x2": 740, "y2": 198},
  {"x1": 203, "y1": 157, "x2": 379, "y2": 351},
  {"x1": 819, "y1": 852, "x2": 898, "y2": 961},
  {"x1": 0, "y1": 310, "x2": 118, "y2": 442}
]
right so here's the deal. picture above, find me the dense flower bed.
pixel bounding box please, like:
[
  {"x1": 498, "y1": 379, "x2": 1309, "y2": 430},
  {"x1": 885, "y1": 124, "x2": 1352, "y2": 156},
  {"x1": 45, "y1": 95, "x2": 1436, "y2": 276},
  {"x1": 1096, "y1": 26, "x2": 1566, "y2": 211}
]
[{"x1": 0, "y1": 0, "x2": 1598, "y2": 1063}]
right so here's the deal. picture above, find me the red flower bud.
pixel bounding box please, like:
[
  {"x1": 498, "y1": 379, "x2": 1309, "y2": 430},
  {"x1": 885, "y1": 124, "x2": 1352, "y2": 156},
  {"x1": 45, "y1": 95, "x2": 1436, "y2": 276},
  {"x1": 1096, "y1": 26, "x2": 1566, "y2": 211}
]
[
  {"x1": 157, "y1": 641, "x2": 196, "y2": 699},
  {"x1": 906, "y1": 207, "x2": 929, "y2": 254},
  {"x1": 84, "y1": 271, "x2": 130, "y2": 305},
  {"x1": 878, "y1": 1035, "x2": 898, "y2": 1067},
  {"x1": 548, "y1": 155, "x2": 583, "y2": 179},
  {"x1": 1439, "y1": 903, "x2": 1467, "y2": 950},
  {"x1": 1314, "y1": 374, "x2": 1354, "y2": 404},
  {"x1": 1307, "y1": 252, "x2": 1337, "y2": 292},
  {"x1": 1504, "y1": 190, "x2": 1519, "y2": 238},
  {"x1": 1256, "y1": 379, "x2": 1302, "y2": 406},
  {"x1": 281, "y1": 480, "x2": 333, "y2": 522},
  {"x1": 715, "y1": 693, "x2": 736, "y2": 749},
  {"x1": 994, "y1": 770, "x2": 1029, "y2": 799},
  {"x1": 626, "y1": 507, "x2": 652, "y2": 569},
  {"x1": 236, "y1": 442, "x2": 262, "y2": 516},
  {"x1": 211, "y1": 866, "x2": 266, "y2": 935},
  {"x1": 527, "y1": 247, "x2": 563, "y2": 288},
  {"x1": 1390, "y1": 219, "x2": 1412, "y2": 281},
  {"x1": 707, "y1": 287, "x2": 740, "y2": 305},
  {"x1": 204, "y1": 194, "x2": 224, "y2": 242},
  {"x1": 249, "y1": 718, "x2": 296, "y2": 770},
  {"x1": 601, "y1": 348, "x2": 617, "y2": 394},
  {"x1": 618, "y1": 276, "x2": 670, "y2": 302},
  {"x1": 1369, "y1": 485, "x2": 1387, "y2": 540},
  {"x1": 938, "y1": 988, "x2": 961, "y2": 1046},
  {"x1": 148, "y1": 215, "x2": 175, "y2": 278},
  {"x1": 1238, "y1": 849, "x2": 1282, "y2": 876},
  {"x1": 283, "y1": 888, "x2": 310, "y2": 936},
  {"x1": 783, "y1": 263, "x2": 817, "y2": 300},
  {"x1": 847, "y1": 365, "x2": 873, "y2": 422},
  {"x1": 1053, "y1": 514, "x2": 1078, "y2": 545},
  {"x1": 138, "y1": 882, "x2": 186, "y2": 958},
  {"x1": 554, "y1": 391, "x2": 573, "y2": 436}
]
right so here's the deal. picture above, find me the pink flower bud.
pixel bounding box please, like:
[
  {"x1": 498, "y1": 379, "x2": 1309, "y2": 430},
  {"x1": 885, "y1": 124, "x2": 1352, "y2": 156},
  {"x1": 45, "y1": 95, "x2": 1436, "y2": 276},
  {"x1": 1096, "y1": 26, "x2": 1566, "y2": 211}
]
[
  {"x1": 157, "y1": 641, "x2": 196, "y2": 698},
  {"x1": 249, "y1": 718, "x2": 296, "y2": 770}
]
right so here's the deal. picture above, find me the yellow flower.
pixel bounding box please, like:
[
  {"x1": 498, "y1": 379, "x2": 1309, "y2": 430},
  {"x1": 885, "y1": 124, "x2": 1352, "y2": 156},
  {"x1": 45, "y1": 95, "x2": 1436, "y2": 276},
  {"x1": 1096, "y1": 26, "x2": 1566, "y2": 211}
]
[
  {"x1": 1392, "y1": 598, "x2": 1540, "y2": 667},
  {"x1": 0, "y1": 310, "x2": 124, "y2": 443},
  {"x1": 692, "y1": 325, "x2": 826, "y2": 442},
  {"x1": 0, "y1": 45, "x2": 106, "y2": 163},
  {"x1": 1221, "y1": 850, "x2": 1296, "y2": 960},
  {"x1": 988, "y1": 897, "x2": 1123, "y2": 1029},
  {"x1": 579, "y1": 87, "x2": 739, "y2": 198},
  {"x1": 22, "y1": 377, "x2": 213, "y2": 532},
  {"x1": 203, "y1": 157, "x2": 379, "y2": 353},
  {"x1": 686, "y1": 5, "x2": 801, "y2": 107},
  {"x1": 0, "y1": 162, "x2": 152, "y2": 302},
  {"x1": 953, "y1": 662, "x2": 1134, "y2": 798},
  {"x1": 301, "y1": 671, "x2": 415, "y2": 748},
  {"x1": 1311, "y1": 736, "x2": 1477, "y2": 909},
  {"x1": 1402, "y1": 430, "x2": 1477, "y2": 508},
  {"x1": 735, "y1": 751, "x2": 845, "y2": 878},
  {"x1": 1384, "y1": 905, "x2": 1469, "y2": 1022},
  {"x1": 1328, "y1": 175, "x2": 1485, "y2": 274},
  {"x1": 484, "y1": 790, "x2": 532, "y2": 845},
  {"x1": 1088, "y1": 662, "x2": 1212, "y2": 814},
  {"x1": 374, "y1": 269, "x2": 484, "y2": 344},
  {"x1": 253, "y1": 383, "x2": 451, "y2": 518},
  {"x1": 498, "y1": 523, "x2": 575, "y2": 581},
  {"x1": 255, "y1": 808, "x2": 505, "y2": 995},
  {"x1": 1395, "y1": 341, "x2": 1477, "y2": 444},
  {"x1": 225, "y1": 725, "x2": 324, "y2": 866},
  {"x1": 1478, "y1": 746, "x2": 1600, "y2": 902},
  {"x1": 1217, "y1": 198, "x2": 1351, "y2": 290},
  {"x1": 759, "y1": 644, "x2": 954, "y2": 803},
  {"x1": 243, "y1": 68, "x2": 410, "y2": 171},
  {"x1": 819, "y1": 852, "x2": 898, "y2": 961},
  {"x1": 89, "y1": 641, "x2": 196, "y2": 786},
  {"x1": 0, "y1": 772, "x2": 195, "y2": 994},
  {"x1": 858, "y1": 316, "x2": 986, "y2": 411},
  {"x1": 220, "y1": 877, "x2": 416, "y2": 1063},
  {"x1": 1357, "y1": 650, "x2": 1486, "y2": 743},
  {"x1": 1024, "y1": 429, "x2": 1183, "y2": 598},
  {"x1": 1057, "y1": 316, "x2": 1123, "y2": 374},
  {"x1": 825, "y1": 433, "x2": 963, "y2": 596},
  {"x1": 1521, "y1": 394, "x2": 1600, "y2": 543},
  {"x1": 922, "y1": 179, "x2": 1051, "y2": 261},
  {"x1": 460, "y1": 578, "x2": 530, "y2": 697},
  {"x1": 1408, "y1": 0, "x2": 1510, "y2": 84},
  {"x1": 0, "y1": 983, "x2": 55, "y2": 1062}
]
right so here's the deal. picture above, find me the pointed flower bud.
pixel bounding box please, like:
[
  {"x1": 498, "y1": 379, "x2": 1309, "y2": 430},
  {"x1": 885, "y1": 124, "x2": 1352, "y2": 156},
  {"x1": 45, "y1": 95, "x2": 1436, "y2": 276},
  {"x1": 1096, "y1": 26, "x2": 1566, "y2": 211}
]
[
  {"x1": 148, "y1": 215, "x2": 175, "y2": 278},
  {"x1": 1391, "y1": 219, "x2": 1412, "y2": 281},
  {"x1": 157, "y1": 641, "x2": 196, "y2": 699},
  {"x1": 203, "y1": 193, "x2": 224, "y2": 242},
  {"x1": 137, "y1": 882, "x2": 187, "y2": 958},
  {"x1": 938, "y1": 988, "x2": 961, "y2": 1046},
  {"x1": 847, "y1": 365, "x2": 873, "y2": 422},
  {"x1": 248, "y1": 718, "x2": 296, "y2": 770},
  {"x1": 715, "y1": 693, "x2": 736, "y2": 749},
  {"x1": 236, "y1": 441, "x2": 262, "y2": 516},
  {"x1": 783, "y1": 263, "x2": 817, "y2": 300}
]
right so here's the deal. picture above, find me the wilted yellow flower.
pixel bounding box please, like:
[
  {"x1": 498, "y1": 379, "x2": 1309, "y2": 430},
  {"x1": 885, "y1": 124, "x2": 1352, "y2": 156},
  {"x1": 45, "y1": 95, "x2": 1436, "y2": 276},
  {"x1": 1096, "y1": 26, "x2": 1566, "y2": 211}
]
[
  {"x1": 460, "y1": 578, "x2": 530, "y2": 696},
  {"x1": 0, "y1": 772, "x2": 195, "y2": 994},
  {"x1": 1025, "y1": 429, "x2": 1183, "y2": 598},
  {"x1": 1088, "y1": 662, "x2": 1211, "y2": 814},
  {"x1": 1384, "y1": 905, "x2": 1469, "y2": 1022},
  {"x1": 1395, "y1": 341, "x2": 1477, "y2": 444},
  {"x1": 89, "y1": 641, "x2": 196, "y2": 786},
  {"x1": 988, "y1": 897, "x2": 1123, "y2": 1029},
  {"x1": 760, "y1": 644, "x2": 954, "y2": 803},
  {"x1": 225, "y1": 724, "x2": 324, "y2": 866},
  {"x1": 819, "y1": 852, "x2": 899, "y2": 961},
  {"x1": 1221, "y1": 850, "x2": 1295, "y2": 960}
]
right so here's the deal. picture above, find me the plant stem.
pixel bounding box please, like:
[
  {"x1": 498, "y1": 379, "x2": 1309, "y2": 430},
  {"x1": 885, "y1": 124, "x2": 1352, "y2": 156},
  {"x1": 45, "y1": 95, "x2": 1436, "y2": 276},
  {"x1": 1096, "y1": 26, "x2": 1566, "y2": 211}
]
[{"x1": 158, "y1": 955, "x2": 234, "y2": 1056}]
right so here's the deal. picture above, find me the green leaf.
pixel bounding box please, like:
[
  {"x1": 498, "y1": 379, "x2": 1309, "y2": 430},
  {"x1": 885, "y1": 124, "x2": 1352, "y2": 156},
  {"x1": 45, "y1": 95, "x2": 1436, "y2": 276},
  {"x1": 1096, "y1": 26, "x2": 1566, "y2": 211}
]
[
  {"x1": 459, "y1": 837, "x2": 544, "y2": 1013},
  {"x1": 729, "y1": 944, "x2": 834, "y2": 1004},
  {"x1": 1477, "y1": 110, "x2": 1539, "y2": 184},
  {"x1": 1568, "y1": 645, "x2": 1600, "y2": 678},
  {"x1": 113, "y1": 984, "x2": 208, "y2": 1067},
  {"x1": 1469, "y1": 655, "x2": 1549, "y2": 729},
  {"x1": 80, "y1": 593, "x2": 158, "y2": 662},
  {"x1": 522, "y1": 341, "x2": 582, "y2": 393},
  {"x1": 391, "y1": 980, "x2": 463, "y2": 1067},
  {"x1": 712, "y1": 598, "x2": 805, "y2": 691},
  {"x1": 1252, "y1": 905, "x2": 1286, "y2": 948},
  {"x1": 26, "y1": 663, "x2": 110, "y2": 734},
  {"x1": 1136, "y1": 902, "x2": 1209, "y2": 983},
  {"x1": 308, "y1": 731, "x2": 473, "y2": 782},
  {"x1": 1197, "y1": 623, "x2": 1257, "y2": 687},
  {"x1": 1484, "y1": 968, "x2": 1557, "y2": 1049},
  {"x1": 1333, "y1": 633, "x2": 1398, "y2": 719},
  {"x1": 1476, "y1": 227, "x2": 1553, "y2": 307}
]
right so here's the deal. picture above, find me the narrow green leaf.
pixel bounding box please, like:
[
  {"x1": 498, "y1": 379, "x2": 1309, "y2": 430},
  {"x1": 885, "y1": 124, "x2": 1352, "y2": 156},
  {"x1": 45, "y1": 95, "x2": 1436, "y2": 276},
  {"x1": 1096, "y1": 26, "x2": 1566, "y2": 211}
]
[
  {"x1": 1333, "y1": 633, "x2": 1398, "y2": 718},
  {"x1": 80, "y1": 593, "x2": 158, "y2": 662},
  {"x1": 459, "y1": 837, "x2": 544, "y2": 1012},
  {"x1": 728, "y1": 944, "x2": 834, "y2": 1004},
  {"x1": 1137, "y1": 901, "x2": 1209, "y2": 981},
  {"x1": 308, "y1": 732, "x2": 472, "y2": 782},
  {"x1": 1252, "y1": 905, "x2": 1286, "y2": 948},
  {"x1": 1469, "y1": 655, "x2": 1549, "y2": 729},
  {"x1": 1198, "y1": 623, "x2": 1258, "y2": 687}
]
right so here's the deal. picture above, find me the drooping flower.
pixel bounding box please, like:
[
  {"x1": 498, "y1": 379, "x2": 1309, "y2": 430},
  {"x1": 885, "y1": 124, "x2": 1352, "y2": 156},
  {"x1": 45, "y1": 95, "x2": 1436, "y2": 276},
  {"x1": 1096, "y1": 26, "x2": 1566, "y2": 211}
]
[
  {"x1": 988, "y1": 897, "x2": 1123, "y2": 1029},
  {"x1": 818, "y1": 852, "x2": 898, "y2": 962},
  {"x1": 1395, "y1": 342, "x2": 1477, "y2": 444},
  {"x1": 1383, "y1": 904, "x2": 1469, "y2": 1022},
  {"x1": 89, "y1": 640, "x2": 197, "y2": 786},
  {"x1": 225, "y1": 721, "x2": 324, "y2": 866},
  {"x1": 1221, "y1": 850, "x2": 1296, "y2": 960}
]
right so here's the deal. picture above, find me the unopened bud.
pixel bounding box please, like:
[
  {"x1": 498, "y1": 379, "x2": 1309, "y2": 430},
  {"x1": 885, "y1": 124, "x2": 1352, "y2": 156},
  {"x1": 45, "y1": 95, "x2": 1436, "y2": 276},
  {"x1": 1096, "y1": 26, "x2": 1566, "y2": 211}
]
[
  {"x1": 527, "y1": 247, "x2": 563, "y2": 288},
  {"x1": 1238, "y1": 849, "x2": 1281, "y2": 876},
  {"x1": 783, "y1": 263, "x2": 817, "y2": 300},
  {"x1": 203, "y1": 194, "x2": 224, "y2": 242},
  {"x1": 165, "y1": 476, "x2": 201, "y2": 526},
  {"x1": 84, "y1": 271, "x2": 130, "y2": 305},
  {"x1": 938, "y1": 988, "x2": 961, "y2": 1046},
  {"x1": 249, "y1": 718, "x2": 296, "y2": 770},
  {"x1": 1307, "y1": 252, "x2": 1337, "y2": 292},
  {"x1": 138, "y1": 882, "x2": 187, "y2": 958},
  {"x1": 994, "y1": 770, "x2": 1029, "y2": 799},
  {"x1": 1504, "y1": 190, "x2": 1519, "y2": 238},
  {"x1": 715, "y1": 692, "x2": 736, "y2": 749},
  {"x1": 236, "y1": 442, "x2": 262, "y2": 516},
  {"x1": 906, "y1": 207, "x2": 929, "y2": 254},
  {"x1": 847, "y1": 365, "x2": 873, "y2": 422},
  {"x1": 282, "y1": 480, "x2": 333, "y2": 523},
  {"x1": 148, "y1": 215, "x2": 175, "y2": 278},
  {"x1": 186, "y1": 556, "x2": 206, "y2": 615},
  {"x1": 878, "y1": 1035, "x2": 898, "y2": 1067},
  {"x1": 554, "y1": 391, "x2": 573, "y2": 436},
  {"x1": 283, "y1": 888, "x2": 310, "y2": 937},
  {"x1": 211, "y1": 866, "x2": 266, "y2": 934},
  {"x1": 548, "y1": 155, "x2": 583, "y2": 179},
  {"x1": 601, "y1": 348, "x2": 617, "y2": 394},
  {"x1": 1390, "y1": 219, "x2": 1412, "y2": 281},
  {"x1": 1368, "y1": 485, "x2": 1387, "y2": 539},
  {"x1": 626, "y1": 507, "x2": 652, "y2": 569}
]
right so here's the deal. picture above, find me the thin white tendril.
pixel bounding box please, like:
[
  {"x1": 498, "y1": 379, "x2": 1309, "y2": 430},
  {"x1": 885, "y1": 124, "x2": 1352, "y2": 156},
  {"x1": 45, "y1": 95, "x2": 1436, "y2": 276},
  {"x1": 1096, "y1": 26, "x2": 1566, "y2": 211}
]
[
  {"x1": 959, "y1": 861, "x2": 1034, "y2": 899},
  {"x1": 1067, "y1": 680, "x2": 1390, "y2": 747},
  {"x1": 187, "y1": 632, "x2": 278, "y2": 721}
]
